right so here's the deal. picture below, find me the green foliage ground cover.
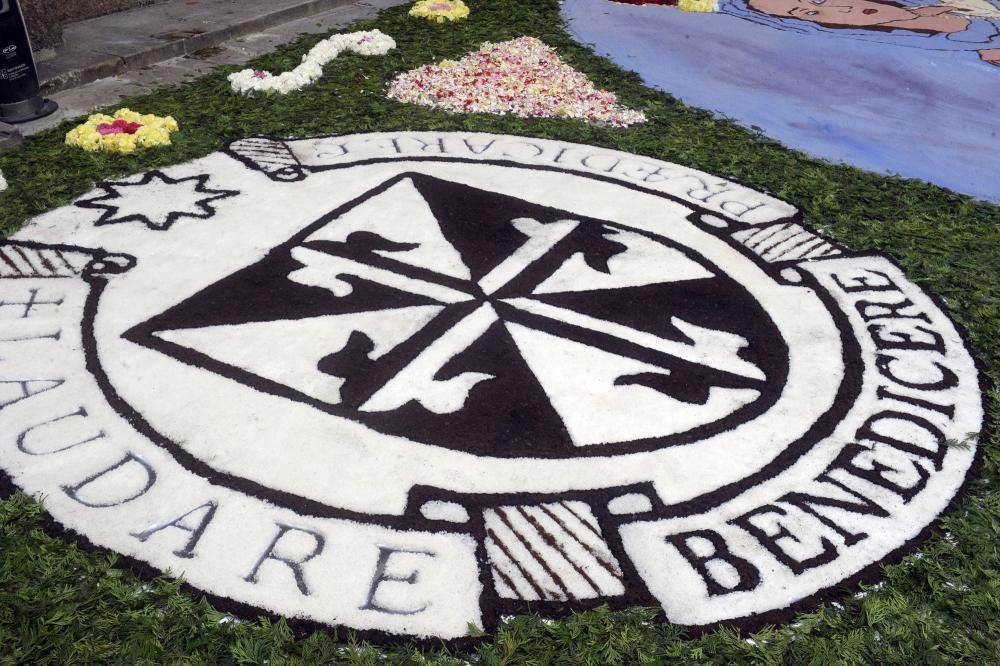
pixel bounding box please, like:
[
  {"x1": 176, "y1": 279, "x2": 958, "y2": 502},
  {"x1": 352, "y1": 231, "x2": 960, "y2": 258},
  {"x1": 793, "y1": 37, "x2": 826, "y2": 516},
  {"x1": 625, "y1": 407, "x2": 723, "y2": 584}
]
[{"x1": 1, "y1": 0, "x2": 998, "y2": 662}]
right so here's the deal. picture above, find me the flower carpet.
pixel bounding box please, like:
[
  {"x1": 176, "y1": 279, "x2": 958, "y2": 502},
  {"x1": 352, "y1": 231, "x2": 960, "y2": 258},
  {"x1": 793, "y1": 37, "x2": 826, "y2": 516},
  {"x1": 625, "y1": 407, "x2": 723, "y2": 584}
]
[{"x1": 0, "y1": 0, "x2": 997, "y2": 664}]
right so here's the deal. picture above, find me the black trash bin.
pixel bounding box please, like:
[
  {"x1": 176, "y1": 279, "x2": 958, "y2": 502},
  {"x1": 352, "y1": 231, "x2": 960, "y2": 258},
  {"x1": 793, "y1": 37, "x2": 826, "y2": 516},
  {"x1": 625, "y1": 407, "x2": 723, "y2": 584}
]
[{"x1": 0, "y1": 0, "x2": 57, "y2": 123}]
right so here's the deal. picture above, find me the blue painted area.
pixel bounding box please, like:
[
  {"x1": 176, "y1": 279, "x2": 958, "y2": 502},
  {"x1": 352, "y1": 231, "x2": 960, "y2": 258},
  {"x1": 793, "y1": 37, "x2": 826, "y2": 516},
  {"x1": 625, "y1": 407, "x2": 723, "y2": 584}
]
[{"x1": 562, "y1": 0, "x2": 1000, "y2": 203}]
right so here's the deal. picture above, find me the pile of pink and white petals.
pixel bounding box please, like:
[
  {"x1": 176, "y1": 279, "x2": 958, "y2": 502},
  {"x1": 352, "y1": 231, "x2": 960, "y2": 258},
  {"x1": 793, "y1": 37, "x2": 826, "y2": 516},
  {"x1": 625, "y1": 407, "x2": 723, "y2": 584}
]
[{"x1": 385, "y1": 36, "x2": 646, "y2": 127}]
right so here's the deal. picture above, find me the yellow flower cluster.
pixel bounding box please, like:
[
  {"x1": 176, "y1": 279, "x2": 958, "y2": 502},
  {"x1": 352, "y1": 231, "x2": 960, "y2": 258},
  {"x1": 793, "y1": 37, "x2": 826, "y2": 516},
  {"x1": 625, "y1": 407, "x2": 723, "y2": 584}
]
[
  {"x1": 65, "y1": 109, "x2": 180, "y2": 154},
  {"x1": 678, "y1": 0, "x2": 719, "y2": 12},
  {"x1": 409, "y1": 0, "x2": 470, "y2": 23}
]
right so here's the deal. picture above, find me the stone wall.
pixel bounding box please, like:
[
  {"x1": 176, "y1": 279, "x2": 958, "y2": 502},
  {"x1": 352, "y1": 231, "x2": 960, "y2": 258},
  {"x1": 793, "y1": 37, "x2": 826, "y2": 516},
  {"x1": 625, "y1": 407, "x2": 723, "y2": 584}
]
[{"x1": 21, "y1": 0, "x2": 165, "y2": 50}]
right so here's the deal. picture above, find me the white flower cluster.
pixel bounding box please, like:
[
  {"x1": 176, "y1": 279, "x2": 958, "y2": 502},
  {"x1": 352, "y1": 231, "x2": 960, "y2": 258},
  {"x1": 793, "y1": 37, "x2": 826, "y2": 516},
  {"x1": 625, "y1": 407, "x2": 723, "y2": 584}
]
[
  {"x1": 228, "y1": 30, "x2": 396, "y2": 95},
  {"x1": 0, "y1": 169, "x2": 7, "y2": 193}
]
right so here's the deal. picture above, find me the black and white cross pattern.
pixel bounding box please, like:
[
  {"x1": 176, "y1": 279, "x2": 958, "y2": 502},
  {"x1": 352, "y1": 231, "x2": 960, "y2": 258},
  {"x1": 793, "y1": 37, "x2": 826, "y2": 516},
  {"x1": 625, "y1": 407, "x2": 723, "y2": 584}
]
[{"x1": 126, "y1": 173, "x2": 788, "y2": 457}]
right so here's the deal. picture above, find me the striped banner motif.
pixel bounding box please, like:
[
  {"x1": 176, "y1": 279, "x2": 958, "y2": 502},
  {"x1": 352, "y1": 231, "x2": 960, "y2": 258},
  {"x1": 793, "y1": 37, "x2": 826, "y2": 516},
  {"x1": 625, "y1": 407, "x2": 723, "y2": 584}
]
[
  {"x1": 731, "y1": 222, "x2": 842, "y2": 263},
  {"x1": 0, "y1": 243, "x2": 92, "y2": 279},
  {"x1": 227, "y1": 138, "x2": 305, "y2": 182},
  {"x1": 484, "y1": 501, "x2": 625, "y2": 601}
]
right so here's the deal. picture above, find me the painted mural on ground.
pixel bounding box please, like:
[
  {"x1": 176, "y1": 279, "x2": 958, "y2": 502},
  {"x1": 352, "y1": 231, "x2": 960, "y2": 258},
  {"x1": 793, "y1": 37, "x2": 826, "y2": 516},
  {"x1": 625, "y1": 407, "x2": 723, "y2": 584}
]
[
  {"x1": 0, "y1": 132, "x2": 983, "y2": 639},
  {"x1": 563, "y1": 0, "x2": 1000, "y2": 203}
]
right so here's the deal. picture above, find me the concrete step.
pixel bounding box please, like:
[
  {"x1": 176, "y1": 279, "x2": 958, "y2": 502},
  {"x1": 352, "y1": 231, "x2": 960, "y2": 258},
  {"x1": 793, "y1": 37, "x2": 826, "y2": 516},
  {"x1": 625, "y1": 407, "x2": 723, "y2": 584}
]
[
  {"x1": 37, "y1": 0, "x2": 364, "y2": 94},
  {"x1": 14, "y1": 0, "x2": 404, "y2": 138}
]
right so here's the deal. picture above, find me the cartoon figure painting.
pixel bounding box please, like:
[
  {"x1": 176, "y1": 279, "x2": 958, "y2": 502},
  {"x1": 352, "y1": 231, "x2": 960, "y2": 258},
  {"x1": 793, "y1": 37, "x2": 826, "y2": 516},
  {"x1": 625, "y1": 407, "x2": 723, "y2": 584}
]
[
  {"x1": 612, "y1": 0, "x2": 1000, "y2": 67},
  {"x1": 572, "y1": 0, "x2": 1000, "y2": 202},
  {"x1": 612, "y1": 0, "x2": 721, "y2": 11},
  {"x1": 730, "y1": 0, "x2": 1000, "y2": 67}
]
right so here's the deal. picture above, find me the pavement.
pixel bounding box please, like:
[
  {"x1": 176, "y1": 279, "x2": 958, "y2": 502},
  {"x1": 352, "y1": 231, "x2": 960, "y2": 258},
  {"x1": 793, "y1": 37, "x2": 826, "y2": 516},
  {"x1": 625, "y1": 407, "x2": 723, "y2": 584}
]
[{"x1": 15, "y1": 0, "x2": 407, "y2": 138}]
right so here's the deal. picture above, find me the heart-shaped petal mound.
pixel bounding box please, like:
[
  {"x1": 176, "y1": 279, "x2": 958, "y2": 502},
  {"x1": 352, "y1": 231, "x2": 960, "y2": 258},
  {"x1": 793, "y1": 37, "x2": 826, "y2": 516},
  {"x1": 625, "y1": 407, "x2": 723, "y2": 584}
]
[{"x1": 385, "y1": 36, "x2": 647, "y2": 127}]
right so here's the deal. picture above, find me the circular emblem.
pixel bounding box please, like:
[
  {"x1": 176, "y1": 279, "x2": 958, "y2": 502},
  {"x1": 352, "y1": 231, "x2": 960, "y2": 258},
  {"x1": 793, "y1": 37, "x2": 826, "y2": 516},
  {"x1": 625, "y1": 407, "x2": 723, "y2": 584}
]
[{"x1": 0, "y1": 132, "x2": 983, "y2": 639}]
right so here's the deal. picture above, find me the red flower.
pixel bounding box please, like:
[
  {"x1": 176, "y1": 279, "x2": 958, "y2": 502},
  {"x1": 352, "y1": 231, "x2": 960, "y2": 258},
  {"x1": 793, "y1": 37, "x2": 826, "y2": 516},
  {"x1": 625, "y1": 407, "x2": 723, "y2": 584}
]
[{"x1": 96, "y1": 119, "x2": 144, "y2": 135}]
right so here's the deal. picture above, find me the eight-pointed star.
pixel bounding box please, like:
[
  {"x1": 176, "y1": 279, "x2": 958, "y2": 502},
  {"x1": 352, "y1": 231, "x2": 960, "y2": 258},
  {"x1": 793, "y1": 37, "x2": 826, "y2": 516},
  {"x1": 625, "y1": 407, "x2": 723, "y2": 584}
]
[{"x1": 76, "y1": 170, "x2": 239, "y2": 231}]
